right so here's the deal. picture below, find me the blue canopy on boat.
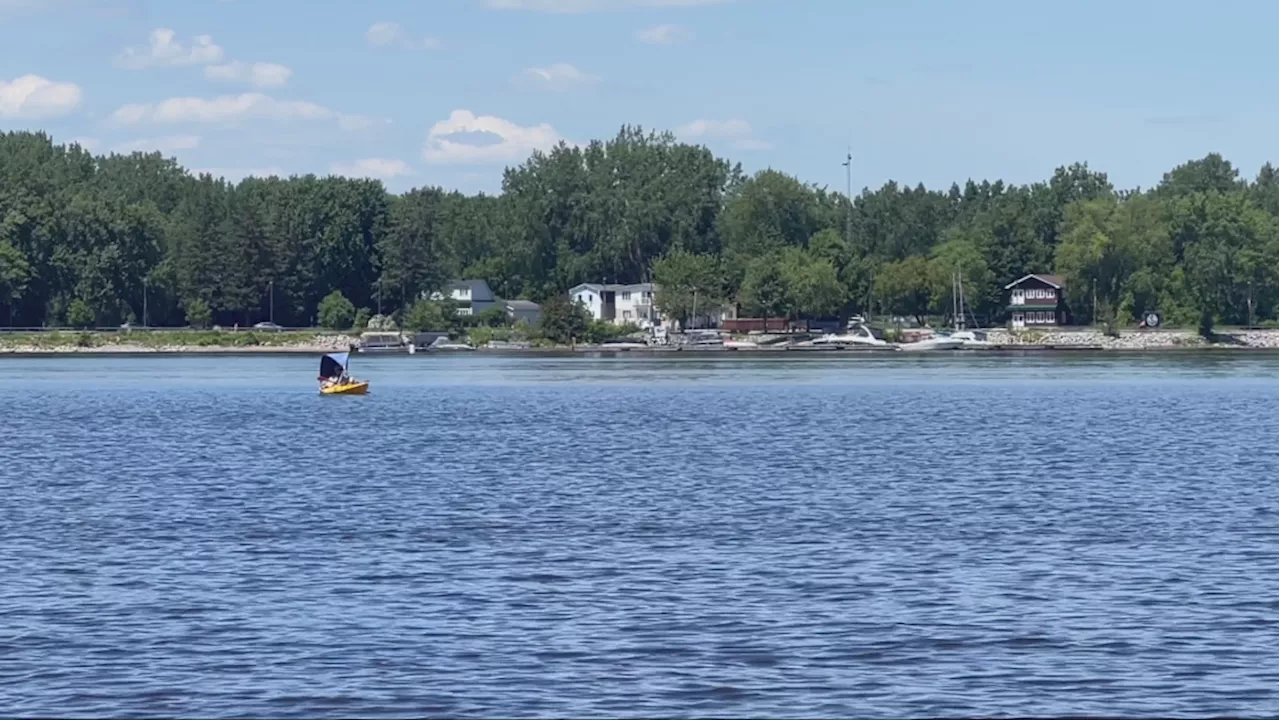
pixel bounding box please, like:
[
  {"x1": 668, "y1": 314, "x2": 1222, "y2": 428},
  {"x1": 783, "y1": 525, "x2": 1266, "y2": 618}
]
[{"x1": 319, "y1": 352, "x2": 349, "y2": 378}]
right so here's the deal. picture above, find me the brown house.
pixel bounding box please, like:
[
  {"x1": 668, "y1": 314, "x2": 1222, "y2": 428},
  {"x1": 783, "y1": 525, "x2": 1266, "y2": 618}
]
[{"x1": 1005, "y1": 274, "x2": 1068, "y2": 329}]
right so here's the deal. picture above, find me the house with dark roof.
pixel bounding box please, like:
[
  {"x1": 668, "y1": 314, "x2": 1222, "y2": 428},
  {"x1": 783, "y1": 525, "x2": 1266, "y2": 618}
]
[
  {"x1": 503, "y1": 299, "x2": 542, "y2": 325},
  {"x1": 432, "y1": 279, "x2": 498, "y2": 316},
  {"x1": 1005, "y1": 273, "x2": 1068, "y2": 329}
]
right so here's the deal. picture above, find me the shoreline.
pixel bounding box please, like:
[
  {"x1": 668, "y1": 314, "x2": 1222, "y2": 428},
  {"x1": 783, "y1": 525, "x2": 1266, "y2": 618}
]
[
  {"x1": 0, "y1": 328, "x2": 1275, "y2": 357},
  {"x1": 1, "y1": 344, "x2": 1275, "y2": 357}
]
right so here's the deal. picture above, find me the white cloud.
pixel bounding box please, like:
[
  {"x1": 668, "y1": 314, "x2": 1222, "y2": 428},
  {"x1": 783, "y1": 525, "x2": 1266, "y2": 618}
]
[
  {"x1": 485, "y1": 0, "x2": 731, "y2": 11},
  {"x1": 110, "y1": 134, "x2": 201, "y2": 155},
  {"x1": 635, "y1": 23, "x2": 693, "y2": 44},
  {"x1": 424, "y1": 109, "x2": 565, "y2": 165},
  {"x1": 513, "y1": 63, "x2": 598, "y2": 91},
  {"x1": 116, "y1": 28, "x2": 224, "y2": 69},
  {"x1": 0, "y1": 74, "x2": 82, "y2": 119},
  {"x1": 677, "y1": 118, "x2": 772, "y2": 150},
  {"x1": 109, "y1": 92, "x2": 378, "y2": 132},
  {"x1": 365, "y1": 21, "x2": 441, "y2": 49},
  {"x1": 204, "y1": 61, "x2": 292, "y2": 89},
  {"x1": 330, "y1": 157, "x2": 415, "y2": 180}
]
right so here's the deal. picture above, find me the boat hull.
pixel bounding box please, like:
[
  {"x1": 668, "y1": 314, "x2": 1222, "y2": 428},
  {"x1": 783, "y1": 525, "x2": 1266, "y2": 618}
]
[
  {"x1": 320, "y1": 381, "x2": 369, "y2": 395},
  {"x1": 897, "y1": 339, "x2": 965, "y2": 352}
]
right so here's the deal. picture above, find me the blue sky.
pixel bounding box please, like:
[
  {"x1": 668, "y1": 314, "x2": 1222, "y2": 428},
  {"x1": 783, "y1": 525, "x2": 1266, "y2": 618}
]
[{"x1": 1, "y1": 0, "x2": 1276, "y2": 195}]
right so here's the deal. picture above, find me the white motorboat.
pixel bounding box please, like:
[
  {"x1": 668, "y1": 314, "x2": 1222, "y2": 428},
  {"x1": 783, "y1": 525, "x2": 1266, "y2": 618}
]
[
  {"x1": 809, "y1": 322, "x2": 888, "y2": 347},
  {"x1": 896, "y1": 335, "x2": 965, "y2": 351},
  {"x1": 723, "y1": 339, "x2": 759, "y2": 349},
  {"x1": 948, "y1": 329, "x2": 992, "y2": 349}
]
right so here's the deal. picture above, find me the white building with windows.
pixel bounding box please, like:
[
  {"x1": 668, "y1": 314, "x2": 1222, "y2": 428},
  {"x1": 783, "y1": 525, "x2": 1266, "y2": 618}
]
[{"x1": 568, "y1": 283, "x2": 661, "y2": 327}]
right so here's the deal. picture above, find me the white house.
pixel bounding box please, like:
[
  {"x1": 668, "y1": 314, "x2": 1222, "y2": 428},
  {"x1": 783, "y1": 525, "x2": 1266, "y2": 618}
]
[
  {"x1": 569, "y1": 283, "x2": 661, "y2": 327},
  {"x1": 429, "y1": 279, "x2": 498, "y2": 316}
]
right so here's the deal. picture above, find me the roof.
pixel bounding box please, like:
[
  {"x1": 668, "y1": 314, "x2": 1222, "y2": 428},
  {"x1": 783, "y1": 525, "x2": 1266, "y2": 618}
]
[
  {"x1": 446, "y1": 279, "x2": 495, "y2": 300},
  {"x1": 568, "y1": 282, "x2": 656, "y2": 294},
  {"x1": 503, "y1": 299, "x2": 541, "y2": 311},
  {"x1": 1004, "y1": 274, "x2": 1065, "y2": 290}
]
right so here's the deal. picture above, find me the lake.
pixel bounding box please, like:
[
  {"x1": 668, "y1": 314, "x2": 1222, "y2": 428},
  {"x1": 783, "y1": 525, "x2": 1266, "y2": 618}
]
[{"x1": 1, "y1": 352, "x2": 1277, "y2": 718}]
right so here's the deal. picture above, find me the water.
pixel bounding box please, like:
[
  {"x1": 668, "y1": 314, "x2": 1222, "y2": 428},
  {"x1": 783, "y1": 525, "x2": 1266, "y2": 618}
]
[{"x1": 1, "y1": 352, "x2": 1277, "y2": 718}]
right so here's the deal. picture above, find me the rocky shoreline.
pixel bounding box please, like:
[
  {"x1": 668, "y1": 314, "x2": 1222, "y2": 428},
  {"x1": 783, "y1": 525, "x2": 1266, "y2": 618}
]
[
  {"x1": 0, "y1": 329, "x2": 1275, "y2": 355},
  {"x1": 983, "y1": 328, "x2": 1278, "y2": 350},
  {"x1": 0, "y1": 334, "x2": 357, "y2": 355}
]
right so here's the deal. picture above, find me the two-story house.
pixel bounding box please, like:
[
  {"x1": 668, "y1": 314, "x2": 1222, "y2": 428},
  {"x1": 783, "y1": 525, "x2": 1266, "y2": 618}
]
[
  {"x1": 1006, "y1": 274, "x2": 1068, "y2": 329},
  {"x1": 568, "y1": 283, "x2": 660, "y2": 327},
  {"x1": 431, "y1": 279, "x2": 498, "y2": 316},
  {"x1": 429, "y1": 279, "x2": 542, "y2": 324}
]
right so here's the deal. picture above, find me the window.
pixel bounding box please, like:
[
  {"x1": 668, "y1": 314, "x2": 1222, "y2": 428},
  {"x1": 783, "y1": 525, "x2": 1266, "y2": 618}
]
[{"x1": 621, "y1": 292, "x2": 631, "y2": 301}]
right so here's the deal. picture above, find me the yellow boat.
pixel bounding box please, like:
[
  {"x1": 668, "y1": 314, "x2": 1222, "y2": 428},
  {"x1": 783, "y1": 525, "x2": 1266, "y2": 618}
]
[
  {"x1": 320, "y1": 380, "x2": 369, "y2": 395},
  {"x1": 318, "y1": 352, "x2": 369, "y2": 396}
]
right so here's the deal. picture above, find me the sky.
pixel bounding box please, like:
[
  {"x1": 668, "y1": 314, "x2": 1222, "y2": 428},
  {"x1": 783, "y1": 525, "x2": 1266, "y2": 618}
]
[{"x1": 1, "y1": 0, "x2": 1276, "y2": 196}]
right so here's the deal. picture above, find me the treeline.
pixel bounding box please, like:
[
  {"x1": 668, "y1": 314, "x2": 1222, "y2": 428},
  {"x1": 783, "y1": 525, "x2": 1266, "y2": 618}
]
[{"x1": 0, "y1": 128, "x2": 1275, "y2": 332}]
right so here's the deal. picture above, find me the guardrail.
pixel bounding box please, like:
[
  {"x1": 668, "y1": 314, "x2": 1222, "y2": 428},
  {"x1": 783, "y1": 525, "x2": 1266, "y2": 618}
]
[{"x1": 0, "y1": 326, "x2": 323, "y2": 333}]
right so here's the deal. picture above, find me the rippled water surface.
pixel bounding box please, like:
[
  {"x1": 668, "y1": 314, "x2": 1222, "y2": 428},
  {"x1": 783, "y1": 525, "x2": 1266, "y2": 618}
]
[{"x1": 2, "y1": 352, "x2": 1277, "y2": 718}]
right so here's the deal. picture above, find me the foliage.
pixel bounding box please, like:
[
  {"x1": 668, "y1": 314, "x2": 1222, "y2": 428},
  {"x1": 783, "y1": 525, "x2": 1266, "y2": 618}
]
[
  {"x1": 317, "y1": 290, "x2": 355, "y2": 330},
  {"x1": 66, "y1": 299, "x2": 94, "y2": 328},
  {"x1": 184, "y1": 297, "x2": 212, "y2": 328},
  {"x1": 651, "y1": 249, "x2": 723, "y2": 327},
  {"x1": 403, "y1": 299, "x2": 454, "y2": 332},
  {"x1": 352, "y1": 307, "x2": 372, "y2": 331},
  {"x1": 0, "y1": 130, "x2": 1274, "y2": 333},
  {"x1": 538, "y1": 295, "x2": 591, "y2": 344}
]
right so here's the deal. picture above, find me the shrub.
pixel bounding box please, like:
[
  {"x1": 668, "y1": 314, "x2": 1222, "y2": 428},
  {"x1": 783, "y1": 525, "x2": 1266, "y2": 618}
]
[
  {"x1": 66, "y1": 299, "x2": 94, "y2": 328},
  {"x1": 404, "y1": 299, "x2": 453, "y2": 332},
  {"x1": 184, "y1": 298, "x2": 212, "y2": 329},
  {"x1": 318, "y1": 291, "x2": 355, "y2": 330},
  {"x1": 352, "y1": 307, "x2": 372, "y2": 331}
]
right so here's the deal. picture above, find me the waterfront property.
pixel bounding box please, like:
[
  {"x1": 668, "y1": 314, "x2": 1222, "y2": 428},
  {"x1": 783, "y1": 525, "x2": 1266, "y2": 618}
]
[
  {"x1": 433, "y1": 279, "x2": 499, "y2": 316},
  {"x1": 1006, "y1": 274, "x2": 1069, "y2": 329},
  {"x1": 569, "y1": 282, "x2": 660, "y2": 327},
  {"x1": 503, "y1": 299, "x2": 542, "y2": 326}
]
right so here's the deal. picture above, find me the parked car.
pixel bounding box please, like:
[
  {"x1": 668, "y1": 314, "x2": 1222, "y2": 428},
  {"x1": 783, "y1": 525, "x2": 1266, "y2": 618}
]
[{"x1": 253, "y1": 322, "x2": 283, "y2": 331}]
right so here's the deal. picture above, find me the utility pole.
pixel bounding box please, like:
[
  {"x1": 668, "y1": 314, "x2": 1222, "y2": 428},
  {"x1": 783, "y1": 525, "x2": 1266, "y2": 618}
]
[
  {"x1": 269, "y1": 280, "x2": 275, "y2": 324},
  {"x1": 842, "y1": 148, "x2": 853, "y2": 248},
  {"x1": 143, "y1": 277, "x2": 148, "y2": 328},
  {"x1": 1092, "y1": 278, "x2": 1097, "y2": 326}
]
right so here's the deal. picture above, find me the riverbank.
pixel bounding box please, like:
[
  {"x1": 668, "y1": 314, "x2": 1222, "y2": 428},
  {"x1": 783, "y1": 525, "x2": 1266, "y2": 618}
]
[
  {"x1": 0, "y1": 330, "x2": 357, "y2": 354},
  {"x1": 0, "y1": 327, "x2": 1276, "y2": 355}
]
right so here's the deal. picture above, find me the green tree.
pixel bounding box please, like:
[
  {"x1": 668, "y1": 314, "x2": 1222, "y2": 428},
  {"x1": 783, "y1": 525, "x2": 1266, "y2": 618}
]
[
  {"x1": 739, "y1": 255, "x2": 789, "y2": 320},
  {"x1": 65, "y1": 298, "x2": 94, "y2": 328},
  {"x1": 0, "y1": 242, "x2": 32, "y2": 325},
  {"x1": 184, "y1": 297, "x2": 212, "y2": 328},
  {"x1": 537, "y1": 294, "x2": 590, "y2": 344},
  {"x1": 651, "y1": 249, "x2": 722, "y2": 327},
  {"x1": 777, "y1": 246, "x2": 845, "y2": 318},
  {"x1": 403, "y1": 299, "x2": 454, "y2": 332},
  {"x1": 317, "y1": 290, "x2": 356, "y2": 330},
  {"x1": 874, "y1": 256, "x2": 939, "y2": 324}
]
